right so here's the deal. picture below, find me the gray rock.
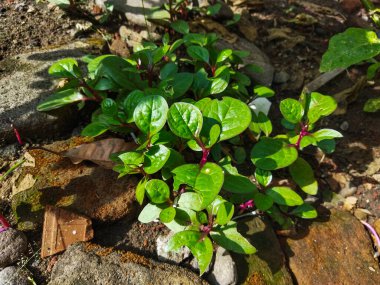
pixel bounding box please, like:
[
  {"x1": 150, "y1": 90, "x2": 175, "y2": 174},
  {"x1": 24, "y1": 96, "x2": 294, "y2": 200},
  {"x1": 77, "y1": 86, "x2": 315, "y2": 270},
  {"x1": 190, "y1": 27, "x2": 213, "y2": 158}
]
[
  {"x1": 274, "y1": 71, "x2": 290, "y2": 84},
  {"x1": 208, "y1": 247, "x2": 237, "y2": 285},
  {"x1": 48, "y1": 243, "x2": 208, "y2": 285},
  {"x1": 156, "y1": 232, "x2": 191, "y2": 264},
  {"x1": 0, "y1": 40, "x2": 103, "y2": 146},
  {"x1": 0, "y1": 144, "x2": 18, "y2": 162},
  {"x1": 0, "y1": 228, "x2": 28, "y2": 267},
  {"x1": 339, "y1": 186, "x2": 357, "y2": 198},
  {"x1": 340, "y1": 121, "x2": 349, "y2": 131},
  {"x1": 216, "y1": 38, "x2": 274, "y2": 86},
  {"x1": 0, "y1": 266, "x2": 30, "y2": 285}
]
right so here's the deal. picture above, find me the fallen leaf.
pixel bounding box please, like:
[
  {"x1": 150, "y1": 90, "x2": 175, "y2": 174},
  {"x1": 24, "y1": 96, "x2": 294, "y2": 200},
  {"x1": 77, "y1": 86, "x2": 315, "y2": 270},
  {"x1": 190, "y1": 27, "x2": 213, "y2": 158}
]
[
  {"x1": 62, "y1": 138, "x2": 137, "y2": 169},
  {"x1": 343, "y1": 196, "x2": 358, "y2": 211},
  {"x1": 333, "y1": 76, "x2": 367, "y2": 115},
  {"x1": 192, "y1": 18, "x2": 238, "y2": 44},
  {"x1": 238, "y1": 11, "x2": 257, "y2": 42},
  {"x1": 12, "y1": 173, "x2": 36, "y2": 196},
  {"x1": 287, "y1": 13, "x2": 318, "y2": 26},
  {"x1": 23, "y1": 152, "x2": 35, "y2": 168},
  {"x1": 267, "y1": 28, "x2": 305, "y2": 49},
  {"x1": 110, "y1": 34, "x2": 130, "y2": 58},
  {"x1": 41, "y1": 205, "x2": 93, "y2": 258}
]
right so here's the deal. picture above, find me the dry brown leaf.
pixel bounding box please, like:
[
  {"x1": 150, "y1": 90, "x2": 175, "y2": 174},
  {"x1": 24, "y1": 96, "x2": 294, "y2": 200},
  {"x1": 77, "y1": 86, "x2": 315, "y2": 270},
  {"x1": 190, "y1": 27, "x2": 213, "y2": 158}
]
[
  {"x1": 62, "y1": 138, "x2": 136, "y2": 169},
  {"x1": 267, "y1": 28, "x2": 305, "y2": 49},
  {"x1": 192, "y1": 18, "x2": 238, "y2": 44},
  {"x1": 23, "y1": 152, "x2": 35, "y2": 168},
  {"x1": 333, "y1": 76, "x2": 367, "y2": 115},
  {"x1": 12, "y1": 173, "x2": 36, "y2": 196},
  {"x1": 287, "y1": 13, "x2": 318, "y2": 26},
  {"x1": 238, "y1": 11, "x2": 258, "y2": 42},
  {"x1": 109, "y1": 34, "x2": 130, "y2": 58}
]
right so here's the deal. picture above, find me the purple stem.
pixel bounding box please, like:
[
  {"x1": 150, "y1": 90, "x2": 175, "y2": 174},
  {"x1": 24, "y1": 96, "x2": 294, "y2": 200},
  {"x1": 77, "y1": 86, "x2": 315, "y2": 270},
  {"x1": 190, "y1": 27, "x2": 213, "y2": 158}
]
[
  {"x1": 199, "y1": 148, "x2": 210, "y2": 168},
  {"x1": 361, "y1": 220, "x2": 380, "y2": 252}
]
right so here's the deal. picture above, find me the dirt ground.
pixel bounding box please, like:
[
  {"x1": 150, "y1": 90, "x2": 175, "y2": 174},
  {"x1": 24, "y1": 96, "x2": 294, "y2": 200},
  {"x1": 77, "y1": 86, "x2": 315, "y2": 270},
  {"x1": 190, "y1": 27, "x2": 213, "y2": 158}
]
[{"x1": 1, "y1": 0, "x2": 380, "y2": 284}]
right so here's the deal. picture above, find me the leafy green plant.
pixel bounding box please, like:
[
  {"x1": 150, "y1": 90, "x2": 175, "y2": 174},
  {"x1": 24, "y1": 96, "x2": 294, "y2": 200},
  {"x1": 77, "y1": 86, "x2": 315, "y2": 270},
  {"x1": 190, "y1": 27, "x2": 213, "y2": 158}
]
[
  {"x1": 38, "y1": 31, "x2": 340, "y2": 274},
  {"x1": 320, "y1": 0, "x2": 380, "y2": 112}
]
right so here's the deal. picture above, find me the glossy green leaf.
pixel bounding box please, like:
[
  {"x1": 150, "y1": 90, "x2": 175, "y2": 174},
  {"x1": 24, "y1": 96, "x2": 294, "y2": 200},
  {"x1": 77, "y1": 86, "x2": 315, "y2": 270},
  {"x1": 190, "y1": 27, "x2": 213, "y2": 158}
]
[
  {"x1": 206, "y1": 3, "x2": 222, "y2": 16},
  {"x1": 280, "y1": 98, "x2": 304, "y2": 124},
  {"x1": 145, "y1": 179, "x2": 170, "y2": 204},
  {"x1": 210, "y1": 222, "x2": 256, "y2": 254},
  {"x1": 223, "y1": 174, "x2": 257, "y2": 194},
  {"x1": 187, "y1": 46, "x2": 209, "y2": 63},
  {"x1": 253, "y1": 85, "x2": 275, "y2": 98},
  {"x1": 254, "y1": 168, "x2": 272, "y2": 187},
  {"x1": 364, "y1": 97, "x2": 380, "y2": 112},
  {"x1": 257, "y1": 112, "x2": 272, "y2": 136},
  {"x1": 307, "y1": 92, "x2": 337, "y2": 124},
  {"x1": 168, "y1": 231, "x2": 213, "y2": 275},
  {"x1": 317, "y1": 139, "x2": 336, "y2": 154},
  {"x1": 367, "y1": 62, "x2": 380, "y2": 80},
  {"x1": 138, "y1": 203, "x2": 162, "y2": 223},
  {"x1": 320, "y1": 28, "x2": 380, "y2": 72},
  {"x1": 210, "y1": 66, "x2": 230, "y2": 94},
  {"x1": 118, "y1": 151, "x2": 144, "y2": 169},
  {"x1": 81, "y1": 122, "x2": 109, "y2": 137},
  {"x1": 48, "y1": 58, "x2": 81, "y2": 78},
  {"x1": 159, "y1": 206, "x2": 176, "y2": 223},
  {"x1": 123, "y1": 90, "x2": 145, "y2": 123},
  {"x1": 215, "y1": 201, "x2": 234, "y2": 225},
  {"x1": 172, "y1": 73, "x2": 194, "y2": 98},
  {"x1": 168, "y1": 102, "x2": 203, "y2": 139},
  {"x1": 202, "y1": 97, "x2": 252, "y2": 141},
  {"x1": 101, "y1": 98, "x2": 117, "y2": 115},
  {"x1": 133, "y1": 95, "x2": 168, "y2": 135},
  {"x1": 291, "y1": 203, "x2": 318, "y2": 219},
  {"x1": 266, "y1": 186, "x2": 303, "y2": 206},
  {"x1": 170, "y1": 20, "x2": 189, "y2": 34},
  {"x1": 160, "y1": 62, "x2": 178, "y2": 80},
  {"x1": 37, "y1": 89, "x2": 84, "y2": 111},
  {"x1": 144, "y1": 145, "x2": 171, "y2": 174},
  {"x1": 251, "y1": 138, "x2": 298, "y2": 170},
  {"x1": 289, "y1": 157, "x2": 318, "y2": 195},
  {"x1": 312, "y1": 129, "x2": 343, "y2": 141},
  {"x1": 217, "y1": 49, "x2": 232, "y2": 63},
  {"x1": 253, "y1": 192, "x2": 273, "y2": 211},
  {"x1": 178, "y1": 192, "x2": 203, "y2": 211},
  {"x1": 136, "y1": 177, "x2": 148, "y2": 205}
]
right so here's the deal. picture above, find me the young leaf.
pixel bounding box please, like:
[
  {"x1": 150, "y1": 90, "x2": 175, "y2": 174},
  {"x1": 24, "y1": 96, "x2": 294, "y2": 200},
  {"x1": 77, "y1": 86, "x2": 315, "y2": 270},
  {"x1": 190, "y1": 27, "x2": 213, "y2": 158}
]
[
  {"x1": 202, "y1": 97, "x2": 252, "y2": 141},
  {"x1": 168, "y1": 231, "x2": 213, "y2": 275},
  {"x1": 257, "y1": 112, "x2": 272, "y2": 136},
  {"x1": 280, "y1": 98, "x2": 304, "y2": 124},
  {"x1": 307, "y1": 92, "x2": 337, "y2": 124},
  {"x1": 253, "y1": 85, "x2": 275, "y2": 98},
  {"x1": 136, "y1": 177, "x2": 148, "y2": 205},
  {"x1": 251, "y1": 138, "x2": 298, "y2": 170},
  {"x1": 210, "y1": 222, "x2": 256, "y2": 254},
  {"x1": 320, "y1": 28, "x2": 380, "y2": 72},
  {"x1": 312, "y1": 129, "x2": 343, "y2": 141},
  {"x1": 187, "y1": 46, "x2": 209, "y2": 63},
  {"x1": 291, "y1": 203, "x2": 318, "y2": 219},
  {"x1": 168, "y1": 102, "x2": 203, "y2": 139},
  {"x1": 216, "y1": 49, "x2": 232, "y2": 63},
  {"x1": 145, "y1": 179, "x2": 170, "y2": 204},
  {"x1": 144, "y1": 145, "x2": 171, "y2": 174},
  {"x1": 364, "y1": 97, "x2": 380, "y2": 112},
  {"x1": 48, "y1": 58, "x2": 81, "y2": 78},
  {"x1": 266, "y1": 186, "x2": 303, "y2": 206},
  {"x1": 210, "y1": 66, "x2": 230, "y2": 94},
  {"x1": 133, "y1": 95, "x2": 168, "y2": 136},
  {"x1": 159, "y1": 206, "x2": 177, "y2": 223},
  {"x1": 170, "y1": 20, "x2": 189, "y2": 34},
  {"x1": 117, "y1": 151, "x2": 144, "y2": 172},
  {"x1": 254, "y1": 168, "x2": 272, "y2": 187},
  {"x1": 37, "y1": 89, "x2": 84, "y2": 111},
  {"x1": 289, "y1": 157, "x2": 318, "y2": 195},
  {"x1": 253, "y1": 192, "x2": 273, "y2": 211},
  {"x1": 138, "y1": 203, "x2": 162, "y2": 223}
]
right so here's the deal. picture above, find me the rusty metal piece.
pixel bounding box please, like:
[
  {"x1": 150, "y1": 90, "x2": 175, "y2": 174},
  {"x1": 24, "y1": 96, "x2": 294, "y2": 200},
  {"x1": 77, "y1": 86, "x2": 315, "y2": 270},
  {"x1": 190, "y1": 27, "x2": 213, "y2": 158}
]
[{"x1": 41, "y1": 205, "x2": 93, "y2": 259}]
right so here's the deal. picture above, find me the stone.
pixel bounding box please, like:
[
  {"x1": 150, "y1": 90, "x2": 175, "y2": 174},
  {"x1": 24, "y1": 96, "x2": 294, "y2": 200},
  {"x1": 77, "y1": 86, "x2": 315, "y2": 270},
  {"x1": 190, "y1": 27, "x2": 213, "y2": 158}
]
[
  {"x1": 0, "y1": 40, "x2": 104, "y2": 146},
  {"x1": 216, "y1": 38, "x2": 274, "y2": 86},
  {"x1": 353, "y1": 208, "x2": 372, "y2": 220},
  {"x1": 0, "y1": 266, "x2": 30, "y2": 285},
  {"x1": 48, "y1": 243, "x2": 208, "y2": 285},
  {"x1": 230, "y1": 217, "x2": 293, "y2": 285},
  {"x1": 0, "y1": 228, "x2": 28, "y2": 267},
  {"x1": 340, "y1": 121, "x2": 349, "y2": 131},
  {"x1": 283, "y1": 209, "x2": 380, "y2": 285},
  {"x1": 207, "y1": 247, "x2": 237, "y2": 285},
  {"x1": 274, "y1": 71, "x2": 290, "y2": 84},
  {"x1": 156, "y1": 232, "x2": 191, "y2": 264},
  {"x1": 11, "y1": 137, "x2": 139, "y2": 231}
]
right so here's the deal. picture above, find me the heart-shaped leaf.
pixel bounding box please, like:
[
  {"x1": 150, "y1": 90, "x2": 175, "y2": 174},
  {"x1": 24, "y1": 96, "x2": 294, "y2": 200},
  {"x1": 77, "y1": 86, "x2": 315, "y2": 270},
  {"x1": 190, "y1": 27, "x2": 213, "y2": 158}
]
[
  {"x1": 280, "y1": 98, "x2": 304, "y2": 124},
  {"x1": 306, "y1": 92, "x2": 337, "y2": 124},
  {"x1": 159, "y1": 206, "x2": 177, "y2": 223},
  {"x1": 168, "y1": 102, "x2": 203, "y2": 139},
  {"x1": 145, "y1": 179, "x2": 170, "y2": 204}
]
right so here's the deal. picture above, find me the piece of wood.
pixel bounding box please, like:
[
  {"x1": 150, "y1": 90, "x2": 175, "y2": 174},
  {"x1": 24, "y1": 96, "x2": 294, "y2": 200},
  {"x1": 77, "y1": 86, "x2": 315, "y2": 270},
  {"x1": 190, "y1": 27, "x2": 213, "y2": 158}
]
[{"x1": 41, "y1": 205, "x2": 93, "y2": 259}]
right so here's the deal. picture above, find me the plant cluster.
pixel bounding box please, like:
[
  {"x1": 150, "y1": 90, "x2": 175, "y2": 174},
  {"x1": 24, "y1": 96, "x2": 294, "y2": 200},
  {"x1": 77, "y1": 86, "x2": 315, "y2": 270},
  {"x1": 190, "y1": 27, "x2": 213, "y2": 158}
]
[{"x1": 38, "y1": 29, "x2": 341, "y2": 273}]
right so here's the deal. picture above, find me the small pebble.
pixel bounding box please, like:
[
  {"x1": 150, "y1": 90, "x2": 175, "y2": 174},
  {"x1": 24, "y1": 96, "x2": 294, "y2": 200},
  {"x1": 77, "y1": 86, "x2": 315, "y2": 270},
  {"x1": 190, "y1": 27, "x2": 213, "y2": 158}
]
[
  {"x1": 0, "y1": 266, "x2": 30, "y2": 285},
  {"x1": 273, "y1": 71, "x2": 290, "y2": 84},
  {"x1": 340, "y1": 121, "x2": 349, "y2": 131},
  {"x1": 0, "y1": 228, "x2": 28, "y2": 267}
]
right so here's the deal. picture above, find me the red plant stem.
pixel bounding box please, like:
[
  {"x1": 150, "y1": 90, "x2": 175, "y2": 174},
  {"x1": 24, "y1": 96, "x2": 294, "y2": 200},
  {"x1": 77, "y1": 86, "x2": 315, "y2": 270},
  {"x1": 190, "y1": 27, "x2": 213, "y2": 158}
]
[
  {"x1": 292, "y1": 123, "x2": 309, "y2": 150},
  {"x1": 80, "y1": 81, "x2": 102, "y2": 102},
  {"x1": 11, "y1": 124, "x2": 23, "y2": 146},
  {"x1": 199, "y1": 148, "x2": 210, "y2": 168},
  {"x1": 0, "y1": 214, "x2": 10, "y2": 230}
]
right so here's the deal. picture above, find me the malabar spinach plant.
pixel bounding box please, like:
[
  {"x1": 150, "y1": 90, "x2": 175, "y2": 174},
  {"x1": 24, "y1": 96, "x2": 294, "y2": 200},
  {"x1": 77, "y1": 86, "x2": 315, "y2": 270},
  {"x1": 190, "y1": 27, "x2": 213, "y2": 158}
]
[{"x1": 38, "y1": 30, "x2": 341, "y2": 274}]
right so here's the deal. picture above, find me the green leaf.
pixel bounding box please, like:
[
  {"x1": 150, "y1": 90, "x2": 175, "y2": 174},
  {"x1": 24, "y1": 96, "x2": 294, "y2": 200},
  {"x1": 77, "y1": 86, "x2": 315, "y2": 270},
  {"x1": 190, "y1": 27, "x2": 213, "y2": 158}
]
[
  {"x1": 223, "y1": 174, "x2": 257, "y2": 194},
  {"x1": 37, "y1": 89, "x2": 84, "y2": 111},
  {"x1": 291, "y1": 203, "x2": 318, "y2": 219},
  {"x1": 160, "y1": 62, "x2": 178, "y2": 80},
  {"x1": 280, "y1": 98, "x2": 304, "y2": 124},
  {"x1": 144, "y1": 145, "x2": 171, "y2": 174},
  {"x1": 253, "y1": 85, "x2": 275, "y2": 98},
  {"x1": 136, "y1": 177, "x2": 148, "y2": 205},
  {"x1": 210, "y1": 66, "x2": 230, "y2": 94},
  {"x1": 210, "y1": 222, "x2": 256, "y2": 254},
  {"x1": 217, "y1": 49, "x2": 232, "y2": 63},
  {"x1": 289, "y1": 157, "x2": 318, "y2": 195},
  {"x1": 320, "y1": 28, "x2": 380, "y2": 72},
  {"x1": 133, "y1": 95, "x2": 168, "y2": 136},
  {"x1": 234, "y1": 147, "x2": 246, "y2": 164},
  {"x1": 101, "y1": 98, "x2": 118, "y2": 115},
  {"x1": 215, "y1": 201, "x2": 234, "y2": 225},
  {"x1": 251, "y1": 138, "x2": 298, "y2": 170},
  {"x1": 178, "y1": 192, "x2": 203, "y2": 211},
  {"x1": 187, "y1": 46, "x2": 209, "y2": 63},
  {"x1": 159, "y1": 206, "x2": 176, "y2": 223},
  {"x1": 148, "y1": 9, "x2": 171, "y2": 20},
  {"x1": 254, "y1": 168, "x2": 272, "y2": 187},
  {"x1": 257, "y1": 112, "x2": 272, "y2": 136},
  {"x1": 253, "y1": 192, "x2": 273, "y2": 211},
  {"x1": 266, "y1": 186, "x2": 303, "y2": 206},
  {"x1": 170, "y1": 20, "x2": 189, "y2": 34},
  {"x1": 312, "y1": 129, "x2": 343, "y2": 141},
  {"x1": 172, "y1": 164, "x2": 199, "y2": 190},
  {"x1": 145, "y1": 179, "x2": 170, "y2": 204},
  {"x1": 172, "y1": 73, "x2": 194, "y2": 98},
  {"x1": 48, "y1": 58, "x2": 81, "y2": 78},
  {"x1": 202, "y1": 97, "x2": 252, "y2": 141},
  {"x1": 367, "y1": 62, "x2": 380, "y2": 80},
  {"x1": 117, "y1": 151, "x2": 144, "y2": 171},
  {"x1": 168, "y1": 231, "x2": 213, "y2": 275},
  {"x1": 206, "y1": 3, "x2": 222, "y2": 16},
  {"x1": 123, "y1": 90, "x2": 145, "y2": 123},
  {"x1": 364, "y1": 97, "x2": 380, "y2": 112},
  {"x1": 81, "y1": 122, "x2": 109, "y2": 137},
  {"x1": 168, "y1": 102, "x2": 203, "y2": 139},
  {"x1": 307, "y1": 92, "x2": 337, "y2": 124},
  {"x1": 138, "y1": 203, "x2": 162, "y2": 223},
  {"x1": 317, "y1": 139, "x2": 336, "y2": 154}
]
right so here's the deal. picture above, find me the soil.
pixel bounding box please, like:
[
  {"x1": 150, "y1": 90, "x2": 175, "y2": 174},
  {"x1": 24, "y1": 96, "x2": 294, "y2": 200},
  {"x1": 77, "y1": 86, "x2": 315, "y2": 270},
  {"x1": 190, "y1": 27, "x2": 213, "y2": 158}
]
[{"x1": 1, "y1": 0, "x2": 380, "y2": 284}]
